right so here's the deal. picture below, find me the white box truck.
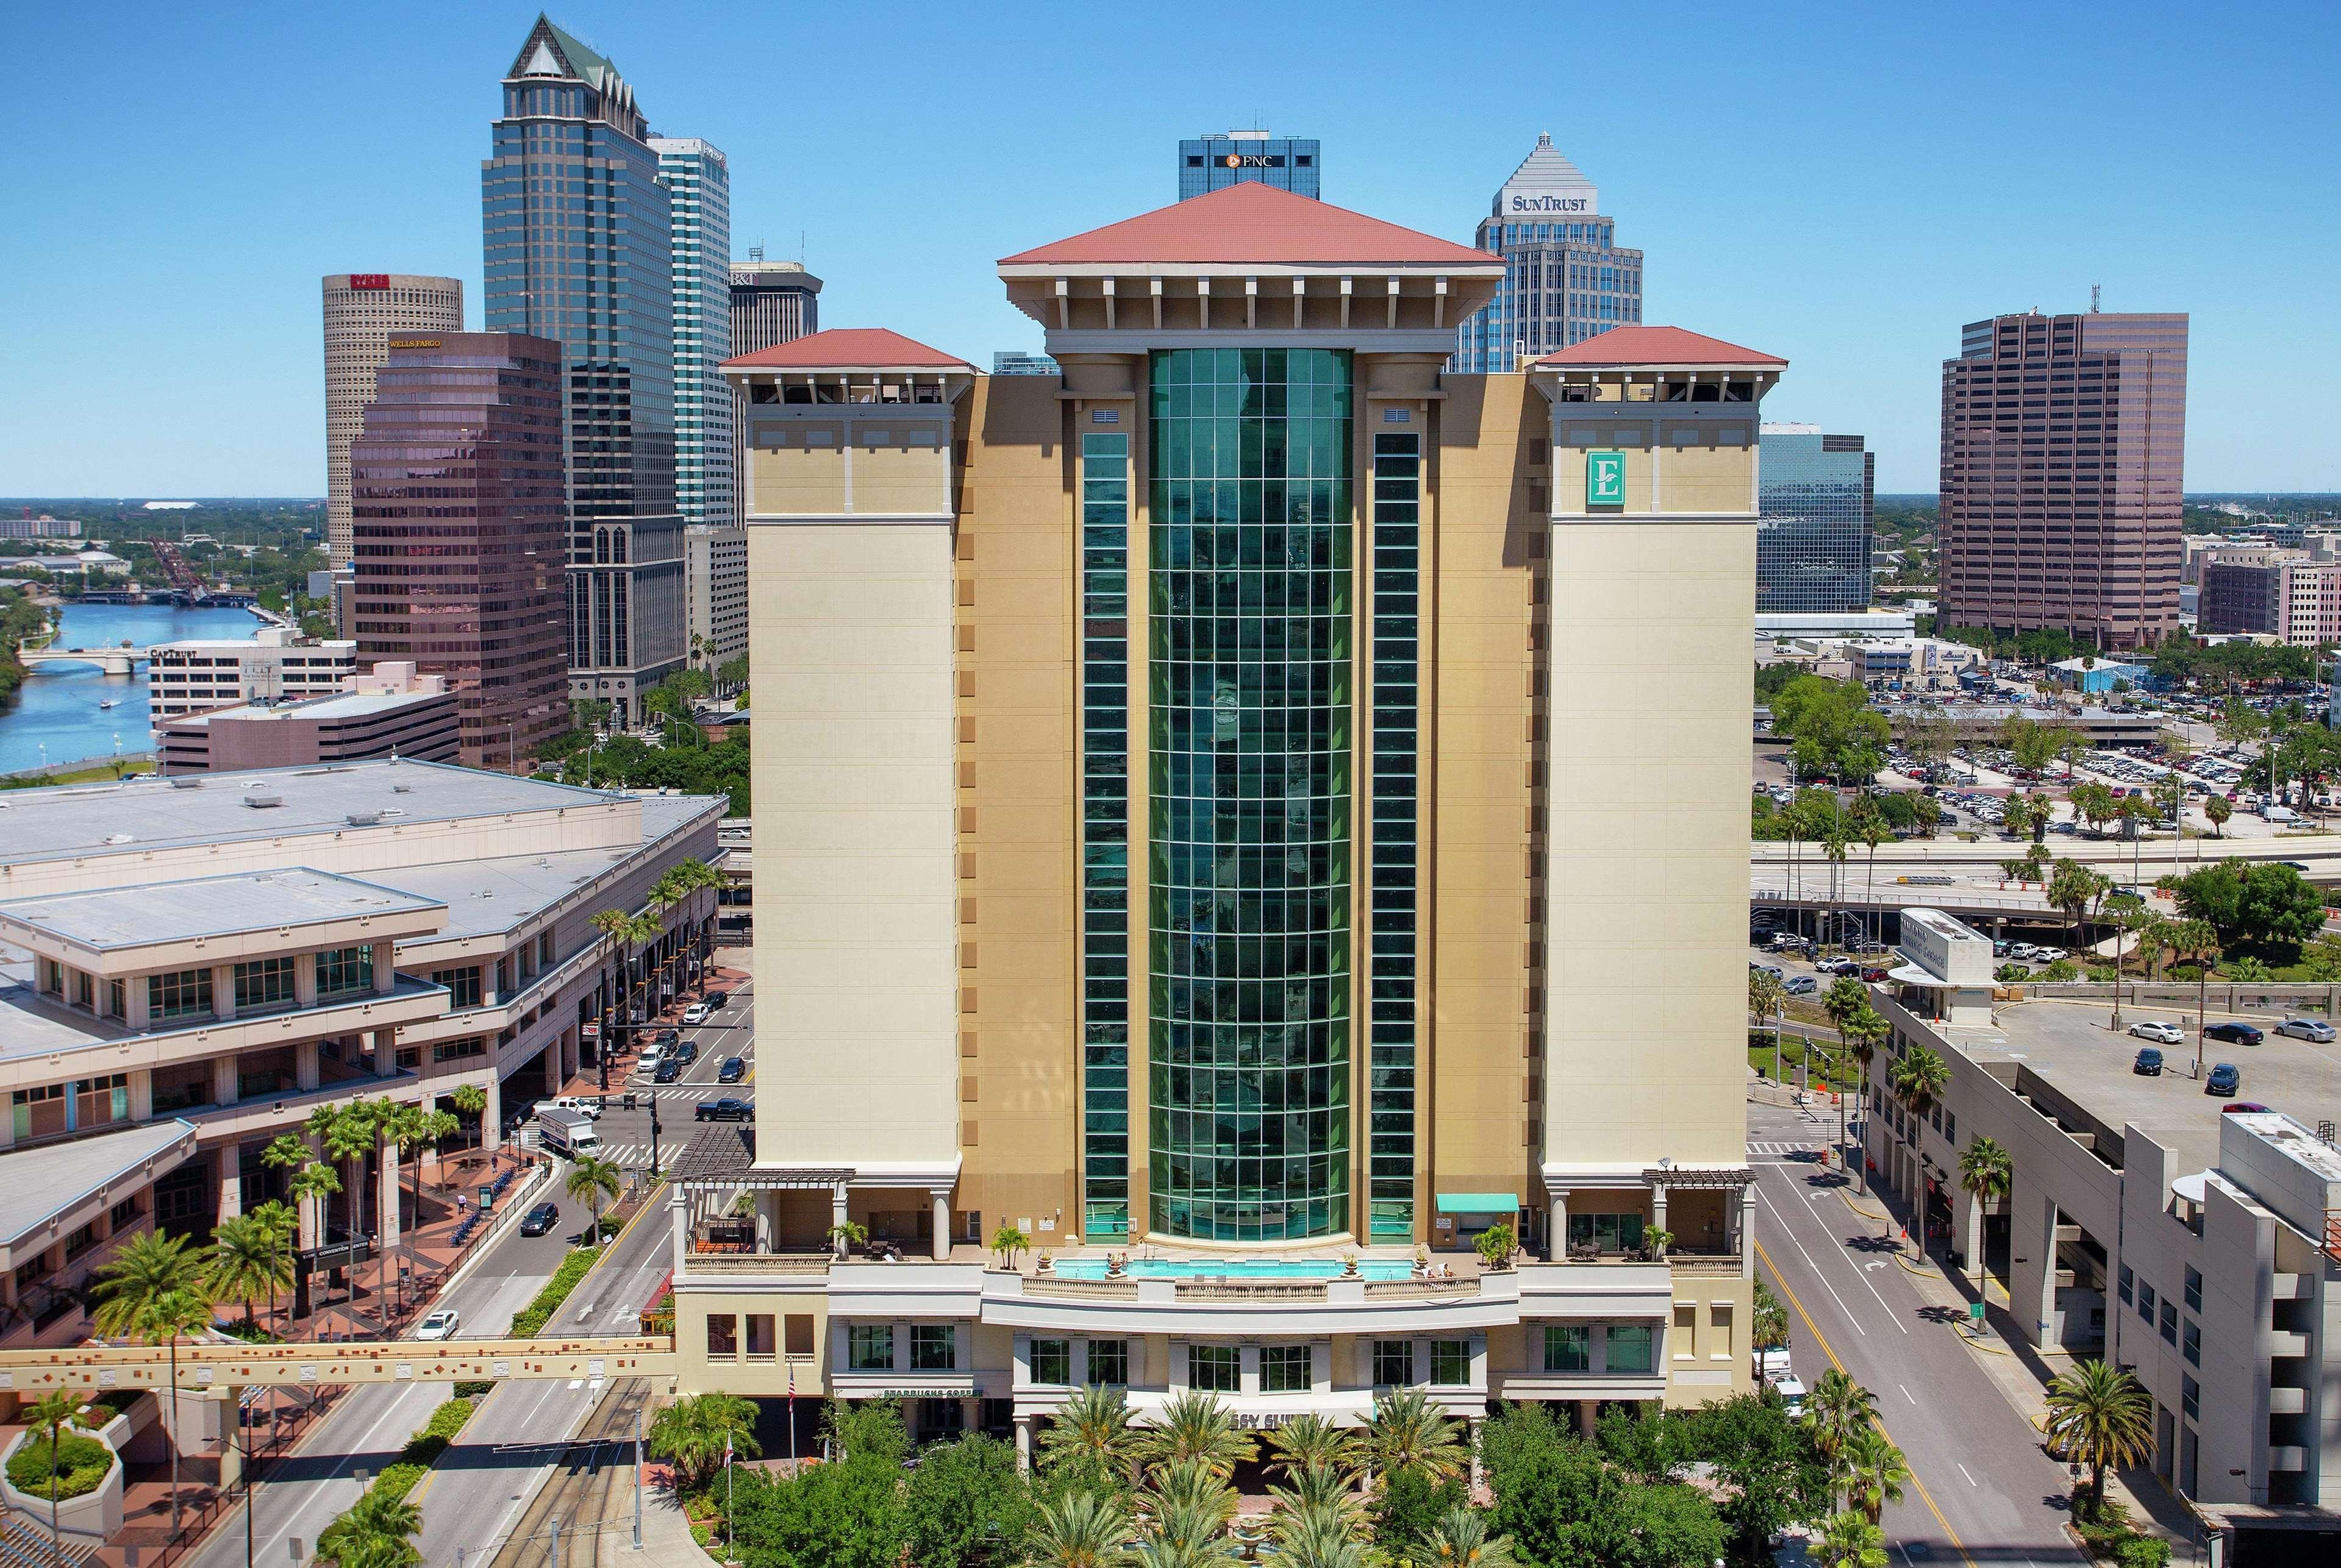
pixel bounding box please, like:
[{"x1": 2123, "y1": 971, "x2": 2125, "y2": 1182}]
[{"x1": 536, "y1": 1104, "x2": 600, "y2": 1160}]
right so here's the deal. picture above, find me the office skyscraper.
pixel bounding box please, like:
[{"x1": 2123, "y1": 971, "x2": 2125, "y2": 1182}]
[
  {"x1": 1453, "y1": 134, "x2": 1643, "y2": 372},
  {"x1": 320, "y1": 274, "x2": 462, "y2": 571},
  {"x1": 650, "y1": 137, "x2": 734, "y2": 529},
  {"x1": 1757, "y1": 424, "x2": 1875, "y2": 613},
  {"x1": 350, "y1": 332, "x2": 570, "y2": 769},
  {"x1": 1178, "y1": 130, "x2": 1320, "y2": 199},
  {"x1": 1939, "y1": 310, "x2": 2188, "y2": 650},
  {"x1": 727, "y1": 257, "x2": 823, "y2": 358},
  {"x1": 484, "y1": 16, "x2": 684, "y2": 728}
]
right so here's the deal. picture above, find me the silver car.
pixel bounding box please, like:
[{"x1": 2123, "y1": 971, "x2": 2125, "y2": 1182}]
[{"x1": 2275, "y1": 1018, "x2": 2336, "y2": 1043}]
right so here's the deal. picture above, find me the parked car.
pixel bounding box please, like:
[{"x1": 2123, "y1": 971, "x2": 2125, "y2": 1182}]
[
  {"x1": 1785, "y1": 975, "x2": 1819, "y2": 997},
  {"x1": 520, "y1": 1202, "x2": 561, "y2": 1237},
  {"x1": 2275, "y1": 1018, "x2": 2336, "y2": 1042},
  {"x1": 2132, "y1": 1047, "x2": 2165, "y2": 1075},
  {"x1": 415, "y1": 1308, "x2": 460, "y2": 1342},
  {"x1": 2204, "y1": 1022, "x2": 2265, "y2": 1047},
  {"x1": 2221, "y1": 1102, "x2": 2272, "y2": 1115},
  {"x1": 2206, "y1": 1063, "x2": 2242, "y2": 1097},
  {"x1": 696, "y1": 1096, "x2": 754, "y2": 1122},
  {"x1": 2128, "y1": 1021, "x2": 2184, "y2": 1046},
  {"x1": 1860, "y1": 966, "x2": 1891, "y2": 983},
  {"x1": 717, "y1": 1057, "x2": 746, "y2": 1083},
  {"x1": 682, "y1": 1002, "x2": 713, "y2": 1025},
  {"x1": 653, "y1": 1056, "x2": 684, "y2": 1084}
]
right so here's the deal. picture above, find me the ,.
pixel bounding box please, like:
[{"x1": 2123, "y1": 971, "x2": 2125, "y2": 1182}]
[
  {"x1": 716, "y1": 1057, "x2": 745, "y2": 1083},
  {"x1": 519, "y1": 1202, "x2": 560, "y2": 1238},
  {"x1": 2205, "y1": 1063, "x2": 2242, "y2": 1097},
  {"x1": 2274, "y1": 1018, "x2": 2334, "y2": 1042},
  {"x1": 2128, "y1": 1021, "x2": 2183, "y2": 1046},
  {"x1": 414, "y1": 1308, "x2": 460, "y2": 1342},
  {"x1": 2204, "y1": 1022, "x2": 2264, "y2": 1047},
  {"x1": 2132, "y1": 1047, "x2": 2165, "y2": 1076},
  {"x1": 695, "y1": 1097, "x2": 752, "y2": 1122}
]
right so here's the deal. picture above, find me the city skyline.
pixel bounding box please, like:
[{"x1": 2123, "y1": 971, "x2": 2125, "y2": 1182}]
[{"x1": 4, "y1": 3, "x2": 2338, "y2": 495}]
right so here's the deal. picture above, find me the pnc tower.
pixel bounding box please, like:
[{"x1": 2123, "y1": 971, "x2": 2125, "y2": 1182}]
[
  {"x1": 483, "y1": 14, "x2": 685, "y2": 727},
  {"x1": 671, "y1": 182, "x2": 1782, "y2": 1451}
]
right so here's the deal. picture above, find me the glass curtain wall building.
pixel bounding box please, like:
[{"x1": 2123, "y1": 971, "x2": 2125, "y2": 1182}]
[
  {"x1": 649, "y1": 138, "x2": 733, "y2": 527},
  {"x1": 1453, "y1": 134, "x2": 1643, "y2": 372},
  {"x1": 1178, "y1": 131, "x2": 1320, "y2": 200},
  {"x1": 1756, "y1": 424, "x2": 1875, "y2": 614},
  {"x1": 484, "y1": 16, "x2": 685, "y2": 726},
  {"x1": 1148, "y1": 347, "x2": 1354, "y2": 1242}
]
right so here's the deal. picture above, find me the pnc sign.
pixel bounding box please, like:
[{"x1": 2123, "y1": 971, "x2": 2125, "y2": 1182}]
[
  {"x1": 1222, "y1": 153, "x2": 1277, "y2": 169},
  {"x1": 1586, "y1": 450, "x2": 1626, "y2": 507},
  {"x1": 346, "y1": 274, "x2": 391, "y2": 290}
]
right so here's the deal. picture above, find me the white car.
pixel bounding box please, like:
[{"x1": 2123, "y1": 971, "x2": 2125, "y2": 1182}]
[
  {"x1": 2276, "y1": 1018, "x2": 2337, "y2": 1043},
  {"x1": 635, "y1": 1044, "x2": 665, "y2": 1074},
  {"x1": 2128, "y1": 1021, "x2": 2184, "y2": 1045},
  {"x1": 550, "y1": 1096, "x2": 602, "y2": 1120},
  {"x1": 682, "y1": 1002, "x2": 713, "y2": 1025},
  {"x1": 1775, "y1": 1376, "x2": 1807, "y2": 1416},
  {"x1": 415, "y1": 1308, "x2": 460, "y2": 1342}
]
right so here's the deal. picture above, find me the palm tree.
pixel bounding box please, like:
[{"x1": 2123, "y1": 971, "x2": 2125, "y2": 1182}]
[
  {"x1": 1820, "y1": 830, "x2": 1850, "y2": 953},
  {"x1": 1141, "y1": 1390, "x2": 1254, "y2": 1479},
  {"x1": 91, "y1": 1234, "x2": 213, "y2": 1536},
  {"x1": 1853, "y1": 799, "x2": 1890, "y2": 947},
  {"x1": 2044, "y1": 1360, "x2": 2154, "y2": 1517},
  {"x1": 1267, "y1": 1461, "x2": 1361, "y2": 1528},
  {"x1": 1955, "y1": 1136, "x2": 2011, "y2": 1291},
  {"x1": 1749, "y1": 968, "x2": 1787, "y2": 1082},
  {"x1": 24, "y1": 1387, "x2": 80, "y2": 1550},
  {"x1": 288, "y1": 1160, "x2": 341, "y2": 1258},
  {"x1": 260, "y1": 1131, "x2": 312, "y2": 1234},
  {"x1": 448, "y1": 1082, "x2": 489, "y2": 1151},
  {"x1": 323, "y1": 1100, "x2": 380, "y2": 1242},
  {"x1": 1362, "y1": 1387, "x2": 1468, "y2": 1485},
  {"x1": 207, "y1": 1211, "x2": 295, "y2": 1331},
  {"x1": 1802, "y1": 1369, "x2": 1877, "y2": 1488},
  {"x1": 1752, "y1": 1277, "x2": 1791, "y2": 1369},
  {"x1": 1134, "y1": 1531, "x2": 1238, "y2": 1568},
  {"x1": 1421, "y1": 1506, "x2": 1519, "y2": 1567},
  {"x1": 1843, "y1": 1425, "x2": 1910, "y2": 1526},
  {"x1": 649, "y1": 1392, "x2": 761, "y2": 1491},
  {"x1": 1840, "y1": 1005, "x2": 1890, "y2": 1194},
  {"x1": 1265, "y1": 1412, "x2": 1361, "y2": 1483},
  {"x1": 1271, "y1": 1505, "x2": 1372, "y2": 1568},
  {"x1": 1040, "y1": 1385, "x2": 1143, "y2": 1486},
  {"x1": 2046, "y1": 858, "x2": 2110, "y2": 945},
  {"x1": 1029, "y1": 1491, "x2": 1137, "y2": 1568},
  {"x1": 316, "y1": 1485, "x2": 424, "y2": 1568},
  {"x1": 565, "y1": 1153, "x2": 623, "y2": 1247},
  {"x1": 1813, "y1": 1510, "x2": 1888, "y2": 1568},
  {"x1": 2203, "y1": 793, "x2": 2232, "y2": 838},
  {"x1": 1153, "y1": 1458, "x2": 1239, "y2": 1536}
]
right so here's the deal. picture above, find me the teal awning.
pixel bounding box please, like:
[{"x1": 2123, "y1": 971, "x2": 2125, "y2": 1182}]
[{"x1": 1435, "y1": 1192, "x2": 1520, "y2": 1215}]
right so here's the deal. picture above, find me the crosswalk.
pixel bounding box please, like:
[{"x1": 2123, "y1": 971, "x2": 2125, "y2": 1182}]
[
  {"x1": 1749, "y1": 1140, "x2": 1823, "y2": 1157},
  {"x1": 601, "y1": 1142, "x2": 675, "y2": 1172}
]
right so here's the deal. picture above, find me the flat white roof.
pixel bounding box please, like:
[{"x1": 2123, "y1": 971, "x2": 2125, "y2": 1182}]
[{"x1": 0, "y1": 868, "x2": 444, "y2": 951}]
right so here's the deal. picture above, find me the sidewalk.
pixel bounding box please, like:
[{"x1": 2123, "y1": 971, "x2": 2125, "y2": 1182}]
[{"x1": 1837, "y1": 1169, "x2": 2196, "y2": 1548}]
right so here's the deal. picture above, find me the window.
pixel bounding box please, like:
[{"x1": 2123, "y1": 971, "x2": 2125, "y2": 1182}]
[
  {"x1": 318, "y1": 946, "x2": 374, "y2": 997},
  {"x1": 1088, "y1": 1339, "x2": 1128, "y2": 1388},
  {"x1": 233, "y1": 955, "x2": 297, "y2": 1011},
  {"x1": 2181, "y1": 1374, "x2": 2199, "y2": 1420},
  {"x1": 2118, "y1": 1264, "x2": 2133, "y2": 1304},
  {"x1": 1567, "y1": 1213, "x2": 1646, "y2": 1254},
  {"x1": 1031, "y1": 1339, "x2": 1071, "y2": 1385},
  {"x1": 1607, "y1": 1325, "x2": 1656, "y2": 1374},
  {"x1": 2138, "y1": 1281, "x2": 2155, "y2": 1323},
  {"x1": 106, "y1": 978, "x2": 125, "y2": 1019},
  {"x1": 2184, "y1": 1266, "x2": 2201, "y2": 1313},
  {"x1": 1945, "y1": 1111, "x2": 1957, "y2": 1142},
  {"x1": 74, "y1": 1074, "x2": 129, "y2": 1129},
  {"x1": 1373, "y1": 1340, "x2": 1415, "y2": 1388},
  {"x1": 786, "y1": 1316, "x2": 815, "y2": 1358},
  {"x1": 148, "y1": 1061, "x2": 211, "y2": 1115},
  {"x1": 1260, "y1": 1345, "x2": 1311, "y2": 1393},
  {"x1": 707, "y1": 1314, "x2": 738, "y2": 1360},
  {"x1": 911, "y1": 1325, "x2": 956, "y2": 1370},
  {"x1": 1430, "y1": 1341, "x2": 1471, "y2": 1387},
  {"x1": 73, "y1": 971, "x2": 93, "y2": 1009},
  {"x1": 1188, "y1": 1344, "x2": 1240, "y2": 1392},
  {"x1": 1544, "y1": 1325, "x2": 1591, "y2": 1372},
  {"x1": 434, "y1": 1038, "x2": 486, "y2": 1064},
  {"x1": 746, "y1": 1314, "x2": 775, "y2": 1360},
  {"x1": 2182, "y1": 1320, "x2": 2199, "y2": 1367},
  {"x1": 432, "y1": 966, "x2": 484, "y2": 1010},
  {"x1": 149, "y1": 968, "x2": 215, "y2": 1021},
  {"x1": 848, "y1": 1324, "x2": 893, "y2": 1371},
  {"x1": 2159, "y1": 1300, "x2": 2177, "y2": 1346},
  {"x1": 11, "y1": 1083, "x2": 66, "y2": 1142}
]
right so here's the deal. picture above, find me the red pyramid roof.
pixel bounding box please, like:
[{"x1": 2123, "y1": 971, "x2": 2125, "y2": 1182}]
[
  {"x1": 999, "y1": 183, "x2": 1496, "y2": 269},
  {"x1": 1534, "y1": 326, "x2": 1785, "y2": 368},
  {"x1": 723, "y1": 327, "x2": 971, "y2": 371}
]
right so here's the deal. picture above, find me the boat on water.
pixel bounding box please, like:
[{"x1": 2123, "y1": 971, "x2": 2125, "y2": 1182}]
[{"x1": 97, "y1": 699, "x2": 119, "y2": 709}]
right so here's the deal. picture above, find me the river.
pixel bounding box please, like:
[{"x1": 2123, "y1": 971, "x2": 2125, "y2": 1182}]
[{"x1": 0, "y1": 602, "x2": 266, "y2": 774}]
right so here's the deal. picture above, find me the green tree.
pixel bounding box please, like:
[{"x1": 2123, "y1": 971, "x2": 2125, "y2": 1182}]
[
  {"x1": 90, "y1": 1232, "x2": 212, "y2": 1533},
  {"x1": 1812, "y1": 1509, "x2": 1889, "y2": 1568},
  {"x1": 1839, "y1": 1006, "x2": 1890, "y2": 1194},
  {"x1": 448, "y1": 1082, "x2": 489, "y2": 1146},
  {"x1": 2165, "y1": 860, "x2": 2325, "y2": 953},
  {"x1": 1028, "y1": 1491, "x2": 1136, "y2": 1568},
  {"x1": 1039, "y1": 1384, "x2": 1143, "y2": 1491},
  {"x1": 904, "y1": 1432, "x2": 1034, "y2": 1568},
  {"x1": 564, "y1": 1153, "x2": 623, "y2": 1246},
  {"x1": 321, "y1": 1100, "x2": 381, "y2": 1242},
  {"x1": 1265, "y1": 1413, "x2": 1362, "y2": 1483},
  {"x1": 1685, "y1": 1391, "x2": 1834, "y2": 1560},
  {"x1": 1842, "y1": 1426, "x2": 1909, "y2": 1527},
  {"x1": 1957, "y1": 1136, "x2": 2012, "y2": 1290},
  {"x1": 22, "y1": 1388, "x2": 80, "y2": 1549},
  {"x1": 1419, "y1": 1506, "x2": 1520, "y2": 1567},
  {"x1": 649, "y1": 1392, "x2": 762, "y2": 1492},
  {"x1": 1753, "y1": 1278, "x2": 1792, "y2": 1363},
  {"x1": 1801, "y1": 1369, "x2": 1878, "y2": 1486},
  {"x1": 1481, "y1": 1403, "x2": 1724, "y2": 1568},
  {"x1": 1595, "y1": 1402, "x2": 1687, "y2": 1483},
  {"x1": 1366, "y1": 1466, "x2": 1465, "y2": 1558},
  {"x1": 991, "y1": 1221, "x2": 1032, "y2": 1269},
  {"x1": 317, "y1": 1488, "x2": 424, "y2": 1568},
  {"x1": 2044, "y1": 1360, "x2": 2154, "y2": 1517},
  {"x1": 1770, "y1": 676, "x2": 1891, "y2": 786},
  {"x1": 1142, "y1": 1390, "x2": 1254, "y2": 1479},
  {"x1": 2203, "y1": 793, "x2": 2232, "y2": 837},
  {"x1": 1362, "y1": 1386, "x2": 1469, "y2": 1485},
  {"x1": 2046, "y1": 857, "x2": 2111, "y2": 942},
  {"x1": 207, "y1": 1208, "x2": 296, "y2": 1331},
  {"x1": 728, "y1": 1403, "x2": 909, "y2": 1568}
]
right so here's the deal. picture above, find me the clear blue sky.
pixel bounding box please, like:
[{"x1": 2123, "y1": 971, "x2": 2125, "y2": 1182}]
[{"x1": 5, "y1": 1, "x2": 2337, "y2": 496}]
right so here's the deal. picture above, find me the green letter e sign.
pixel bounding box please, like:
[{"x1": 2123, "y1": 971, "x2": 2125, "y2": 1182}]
[{"x1": 1586, "y1": 449, "x2": 1626, "y2": 507}]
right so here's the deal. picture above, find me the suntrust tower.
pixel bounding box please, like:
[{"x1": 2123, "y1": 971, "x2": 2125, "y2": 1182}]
[{"x1": 667, "y1": 183, "x2": 1784, "y2": 1450}]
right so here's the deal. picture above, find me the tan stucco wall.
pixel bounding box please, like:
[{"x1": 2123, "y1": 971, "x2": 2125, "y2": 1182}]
[
  {"x1": 748, "y1": 519, "x2": 960, "y2": 1165},
  {"x1": 672, "y1": 1288, "x2": 828, "y2": 1398},
  {"x1": 959, "y1": 377, "x2": 1083, "y2": 1241}
]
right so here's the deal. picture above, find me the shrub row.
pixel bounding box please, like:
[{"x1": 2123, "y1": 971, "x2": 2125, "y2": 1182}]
[
  {"x1": 510, "y1": 1247, "x2": 598, "y2": 1338},
  {"x1": 6, "y1": 1433, "x2": 114, "y2": 1502},
  {"x1": 351, "y1": 1397, "x2": 479, "y2": 1513}
]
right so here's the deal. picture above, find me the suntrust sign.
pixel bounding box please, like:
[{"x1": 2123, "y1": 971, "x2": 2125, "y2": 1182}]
[{"x1": 1507, "y1": 192, "x2": 1593, "y2": 215}]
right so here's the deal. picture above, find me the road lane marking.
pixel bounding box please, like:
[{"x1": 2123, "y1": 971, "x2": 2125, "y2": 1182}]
[
  {"x1": 1902, "y1": 1383, "x2": 1917, "y2": 1403},
  {"x1": 1779, "y1": 1172, "x2": 1910, "y2": 1335},
  {"x1": 1756, "y1": 1185, "x2": 1866, "y2": 1335},
  {"x1": 1754, "y1": 1238, "x2": 1978, "y2": 1568},
  {"x1": 1957, "y1": 1463, "x2": 1977, "y2": 1486}
]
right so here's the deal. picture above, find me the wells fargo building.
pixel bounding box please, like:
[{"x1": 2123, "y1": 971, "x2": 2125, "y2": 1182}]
[{"x1": 669, "y1": 184, "x2": 1784, "y2": 1445}]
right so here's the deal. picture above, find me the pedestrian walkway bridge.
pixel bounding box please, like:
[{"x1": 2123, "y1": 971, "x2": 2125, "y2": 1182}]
[{"x1": 0, "y1": 1336, "x2": 677, "y2": 1395}]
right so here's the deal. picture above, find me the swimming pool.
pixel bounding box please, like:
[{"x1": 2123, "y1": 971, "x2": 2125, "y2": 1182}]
[{"x1": 1048, "y1": 1258, "x2": 1417, "y2": 1282}]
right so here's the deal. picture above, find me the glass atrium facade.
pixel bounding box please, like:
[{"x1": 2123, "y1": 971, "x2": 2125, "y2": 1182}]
[
  {"x1": 1756, "y1": 427, "x2": 1875, "y2": 614},
  {"x1": 1081, "y1": 431, "x2": 1133, "y2": 1242},
  {"x1": 1147, "y1": 348, "x2": 1353, "y2": 1241}
]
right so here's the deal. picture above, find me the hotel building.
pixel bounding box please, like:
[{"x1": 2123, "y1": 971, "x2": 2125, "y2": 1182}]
[
  {"x1": 667, "y1": 182, "x2": 1781, "y2": 1449},
  {"x1": 0, "y1": 763, "x2": 720, "y2": 1350},
  {"x1": 1937, "y1": 310, "x2": 2188, "y2": 651}
]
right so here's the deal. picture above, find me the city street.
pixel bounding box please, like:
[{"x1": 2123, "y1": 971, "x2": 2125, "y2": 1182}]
[
  {"x1": 1749, "y1": 1093, "x2": 2088, "y2": 1567},
  {"x1": 588, "y1": 976, "x2": 756, "y2": 1173}
]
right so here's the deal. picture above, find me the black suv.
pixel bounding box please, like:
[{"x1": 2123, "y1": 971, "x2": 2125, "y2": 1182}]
[
  {"x1": 717, "y1": 1057, "x2": 746, "y2": 1083},
  {"x1": 673, "y1": 1040, "x2": 699, "y2": 1067},
  {"x1": 696, "y1": 1097, "x2": 753, "y2": 1122},
  {"x1": 653, "y1": 1056, "x2": 683, "y2": 1084},
  {"x1": 520, "y1": 1201, "x2": 561, "y2": 1237},
  {"x1": 702, "y1": 991, "x2": 728, "y2": 1011},
  {"x1": 2204, "y1": 1022, "x2": 2265, "y2": 1047}
]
